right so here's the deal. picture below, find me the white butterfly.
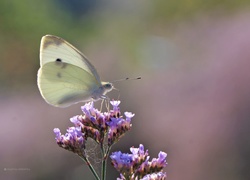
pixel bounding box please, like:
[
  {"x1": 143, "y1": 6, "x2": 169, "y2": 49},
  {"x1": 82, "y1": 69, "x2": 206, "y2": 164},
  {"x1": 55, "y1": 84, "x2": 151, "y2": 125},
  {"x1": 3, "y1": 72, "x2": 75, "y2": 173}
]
[{"x1": 37, "y1": 35, "x2": 113, "y2": 107}]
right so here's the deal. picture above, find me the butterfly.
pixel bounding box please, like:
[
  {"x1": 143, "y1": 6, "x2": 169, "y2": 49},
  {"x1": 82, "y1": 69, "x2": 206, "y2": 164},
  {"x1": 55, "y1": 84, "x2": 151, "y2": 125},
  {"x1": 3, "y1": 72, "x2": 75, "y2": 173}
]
[{"x1": 37, "y1": 35, "x2": 113, "y2": 107}]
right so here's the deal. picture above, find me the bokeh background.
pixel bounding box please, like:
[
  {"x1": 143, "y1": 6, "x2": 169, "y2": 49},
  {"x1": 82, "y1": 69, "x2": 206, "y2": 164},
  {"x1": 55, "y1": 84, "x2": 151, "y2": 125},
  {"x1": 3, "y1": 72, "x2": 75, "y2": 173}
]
[{"x1": 1, "y1": 0, "x2": 250, "y2": 179}]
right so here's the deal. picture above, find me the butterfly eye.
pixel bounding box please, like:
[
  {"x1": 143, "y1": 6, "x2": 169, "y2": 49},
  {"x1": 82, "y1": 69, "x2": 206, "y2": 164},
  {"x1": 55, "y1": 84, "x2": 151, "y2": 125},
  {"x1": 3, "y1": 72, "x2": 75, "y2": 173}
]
[{"x1": 104, "y1": 83, "x2": 113, "y2": 90}]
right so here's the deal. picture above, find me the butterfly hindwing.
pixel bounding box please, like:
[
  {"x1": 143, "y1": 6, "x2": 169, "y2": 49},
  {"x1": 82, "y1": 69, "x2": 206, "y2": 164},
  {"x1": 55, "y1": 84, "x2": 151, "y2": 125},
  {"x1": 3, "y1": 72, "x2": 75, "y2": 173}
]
[{"x1": 37, "y1": 61, "x2": 100, "y2": 107}]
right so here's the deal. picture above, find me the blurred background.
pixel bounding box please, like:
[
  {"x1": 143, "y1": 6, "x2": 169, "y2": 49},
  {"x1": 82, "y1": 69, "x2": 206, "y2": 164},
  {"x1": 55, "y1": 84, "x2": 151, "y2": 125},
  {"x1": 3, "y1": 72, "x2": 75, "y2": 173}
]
[{"x1": 1, "y1": 0, "x2": 250, "y2": 179}]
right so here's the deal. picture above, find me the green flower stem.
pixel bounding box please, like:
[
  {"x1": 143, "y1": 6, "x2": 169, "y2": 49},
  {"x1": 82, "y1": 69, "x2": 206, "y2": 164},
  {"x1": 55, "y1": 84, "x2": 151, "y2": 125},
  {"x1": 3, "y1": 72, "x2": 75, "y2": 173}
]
[
  {"x1": 100, "y1": 142, "x2": 106, "y2": 180},
  {"x1": 79, "y1": 156, "x2": 100, "y2": 180},
  {"x1": 101, "y1": 146, "x2": 111, "y2": 180},
  {"x1": 101, "y1": 155, "x2": 107, "y2": 180}
]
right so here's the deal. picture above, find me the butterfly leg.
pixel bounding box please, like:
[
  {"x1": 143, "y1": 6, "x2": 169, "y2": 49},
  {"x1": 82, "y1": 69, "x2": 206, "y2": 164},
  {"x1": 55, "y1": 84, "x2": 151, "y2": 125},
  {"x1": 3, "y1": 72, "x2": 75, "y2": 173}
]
[
  {"x1": 100, "y1": 99, "x2": 104, "y2": 112},
  {"x1": 100, "y1": 95, "x2": 110, "y2": 111}
]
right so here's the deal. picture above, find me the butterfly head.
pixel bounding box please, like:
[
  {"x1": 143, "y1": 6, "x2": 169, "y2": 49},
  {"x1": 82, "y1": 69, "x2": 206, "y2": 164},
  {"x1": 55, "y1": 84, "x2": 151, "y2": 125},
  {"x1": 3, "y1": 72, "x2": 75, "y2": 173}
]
[{"x1": 102, "y1": 82, "x2": 113, "y2": 93}]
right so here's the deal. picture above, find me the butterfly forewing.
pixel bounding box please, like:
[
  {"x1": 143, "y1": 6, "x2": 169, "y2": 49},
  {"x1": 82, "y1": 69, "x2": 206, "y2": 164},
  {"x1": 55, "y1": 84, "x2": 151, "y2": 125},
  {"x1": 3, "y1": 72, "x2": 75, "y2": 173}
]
[{"x1": 40, "y1": 35, "x2": 101, "y2": 83}]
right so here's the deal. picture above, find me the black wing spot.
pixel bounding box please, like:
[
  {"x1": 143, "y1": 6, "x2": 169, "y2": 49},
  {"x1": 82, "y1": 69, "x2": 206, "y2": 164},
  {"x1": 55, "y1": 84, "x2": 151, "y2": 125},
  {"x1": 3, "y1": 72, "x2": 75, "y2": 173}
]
[
  {"x1": 55, "y1": 58, "x2": 62, "y2": 66},
  {"x1": 57, "y1": 72, "x2": 61, "y2": 78},
  {"x1": 55, "y1": 58, "x2": 67, "y2": 68}
]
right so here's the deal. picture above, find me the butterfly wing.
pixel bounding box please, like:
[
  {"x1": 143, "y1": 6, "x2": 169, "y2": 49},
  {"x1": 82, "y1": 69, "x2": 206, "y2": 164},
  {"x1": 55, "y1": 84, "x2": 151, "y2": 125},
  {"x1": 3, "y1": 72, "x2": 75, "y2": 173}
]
[
  {"x1": 38, "y1": 35, "x2": 102, "y2": 107},
  {"x1": 40, "y1": 35, "x2": 101, "y2": 83},
  {"x1": 38, "y1": 61, "x2": 100, "y2": 107}
]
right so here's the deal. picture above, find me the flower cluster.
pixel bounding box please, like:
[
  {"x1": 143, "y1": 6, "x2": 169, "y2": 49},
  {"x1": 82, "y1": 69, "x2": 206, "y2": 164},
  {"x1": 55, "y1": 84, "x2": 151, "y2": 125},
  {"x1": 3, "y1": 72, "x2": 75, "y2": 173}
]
[
  {"x1": 54, "y1": 126, "x2": 85, "y2": 157},
  {"x1": 53, "y1": 100, "x2": 133, "y2": 158},
  {"x1": 53, "y1": 100, "x2": 168, "y2": 180},
  {"x1": 110, "y1": 144, "x2": 167, "y2": 180}
]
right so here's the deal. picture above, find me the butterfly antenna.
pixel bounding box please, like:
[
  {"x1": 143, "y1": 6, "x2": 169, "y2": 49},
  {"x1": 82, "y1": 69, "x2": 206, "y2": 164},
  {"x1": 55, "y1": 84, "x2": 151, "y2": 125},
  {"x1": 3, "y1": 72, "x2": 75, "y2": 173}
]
[
  {"x1": 111, "y1": 77, "x2": 141, "y2": 100},
  {"x1": 111, "y1": 76, "x2": 141, "y2": 83}
]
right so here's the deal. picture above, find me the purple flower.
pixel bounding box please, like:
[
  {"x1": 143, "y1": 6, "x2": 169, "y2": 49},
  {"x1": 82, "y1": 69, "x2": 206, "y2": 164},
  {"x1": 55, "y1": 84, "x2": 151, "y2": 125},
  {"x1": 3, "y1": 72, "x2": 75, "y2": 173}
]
[
  {"x1": 53, "y1": 126, "x2": 86, "y2": 157},
  {"x1": 54, "y1": 100, "x2": 134, "y2": 154},
  {"x1": 110, "y1": 151, "x2": 133, "y2": 170},
  {"x1": 81, "y1": 101, "x2": 94, "y2": 114},
  {"x1": 70, "y1": 116, "x2": 81, "y2": 126},
  {"x1": 130, "y1": 144, "x2": 149, "y2": 164},
  {"x1": 130, "y1": 144, "x2": 146, "y2": 155},
  {"x1": 67, "y1": 126, "x2": 82, "y2": 138},
  {"x1": 108, "y1": 117, "x2": 122, "y2": 127},
  {"x1": 107, "y1": 114, "x2": 133, "y2": 146},
  {"x1": 151, "y1": 151, "x2": 168, "y2": 169},
  {"x1": 110, "y1": 100, "x2": 120, "y2": 111},
  {"x1": 110, "y1": 100, "x2": 121, "y2": 117},
  {"x1": 158, "y1": 151, "x2": 167, "y2": 166},
  {"x1": 124, "y1": 112, "x2": 134, "y2": 122},
  {"x1": 53, "y1": 128, "x2": 61, "y2": 141},
  {"x1": 52, "y1": 100, "x2": 168, "y2": 179},
  {"x1": 111, "y1": 144, "x2": 167, "y2": 180},
  {"x1": 79, "y1": 102, "x2": 107, "y2": 128},
  {"x1": 141, "y1": 172, "x2": 167, "y2": 180},
  {"x1": 81, "y1": 101, "x2": 99, "y2": 121}
]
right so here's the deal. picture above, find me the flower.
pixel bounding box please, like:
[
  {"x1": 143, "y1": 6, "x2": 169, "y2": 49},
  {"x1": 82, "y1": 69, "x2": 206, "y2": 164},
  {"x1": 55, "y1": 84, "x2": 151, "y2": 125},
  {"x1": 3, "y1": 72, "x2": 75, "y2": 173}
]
[
  {"x1": 151, "y1": 151, "x2": 168, "y2": 169},
  {"x1": 110, "y1": 100, "x2": 120, "y2": 111},
  {"x1": 110, "y1": 151, "x2": 133, "y2": 171},
  {"x1": 124, "y1": 112, "x2": 135, "y2": 122},
  {"x1": 110, "y1": 100, "x2": 121, "y2": 117},
  {"x1": 107, "y1": 113, "x2": 133, "y2": 146},
  {"x1": 53, "y1": 100, "x2": 134, "y2": 156},
  {"x1": 129, "y1": 144, "x2": 149, "y2": 168},
  {"x1": 141, "y1": 172, "x2": 167, "y2": 180},
  {"x1": 81, "y1": 101, "x2": 95, "y2": 118},
  {"x1": 111, "y1": 144, "x2": 167, "y2": 180},
  {"x1": 54, "y1": 128, "x2": 61, "y2": 141},
  {"x1": 53, "y1": 127, "x2": 86, "y2": 158},
  {"x1": 52, "y1": 101, "x2": 167, "y2": 180}
]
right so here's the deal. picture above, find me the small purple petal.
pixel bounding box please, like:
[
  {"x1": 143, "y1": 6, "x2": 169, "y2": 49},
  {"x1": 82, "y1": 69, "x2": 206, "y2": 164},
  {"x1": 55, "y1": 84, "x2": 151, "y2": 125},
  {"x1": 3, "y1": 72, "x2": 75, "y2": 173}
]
[
  {"x1": 108, "y1": 117, "x2": 122, "y2": 127},
  {"x1": 70, "y1": 116, "x2": 80, "y2": 126},
  {"x1": 110, "y1": 100, "x2": 120, "y2": 111},
  {"x1": 139, "y1": 144, "x2": 145, "y2": 154},
  {"x1": 81, "y1": 102, "x2": 94, "y2": 116},
  {"x1": 67, "y1": 126, "x2": 82, "y2": 137},
  {"x1": 158, "y1": 151, "x2": 167, "y2": 161},
  {"x1": 90, "y1": 116, "x2": 96, "y2": 122},
  {"x1": 157, "y1": 151, "x2": 168, "y2": 167},
  {"x1": 124, "y1": 112, "x2": 134, "y2": 122},
  {"x1": 130, "y1": 144, "x2": 144, "y2": 155},
  {"x1": 110, "y1": 151, "x2": 133, "y2": 169},
  {"x1": 53, "y1": 128, "x2": 61, "y2": 140},
  {"x1": 110, "y1": 100, "x2": 120, "y2": 107},
  {"x1": 142, "y1": 172, "x2": 167, "y2": 180},
  {"x1": 130, "y1": 146, "x2": 139, "y2": 155}
]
